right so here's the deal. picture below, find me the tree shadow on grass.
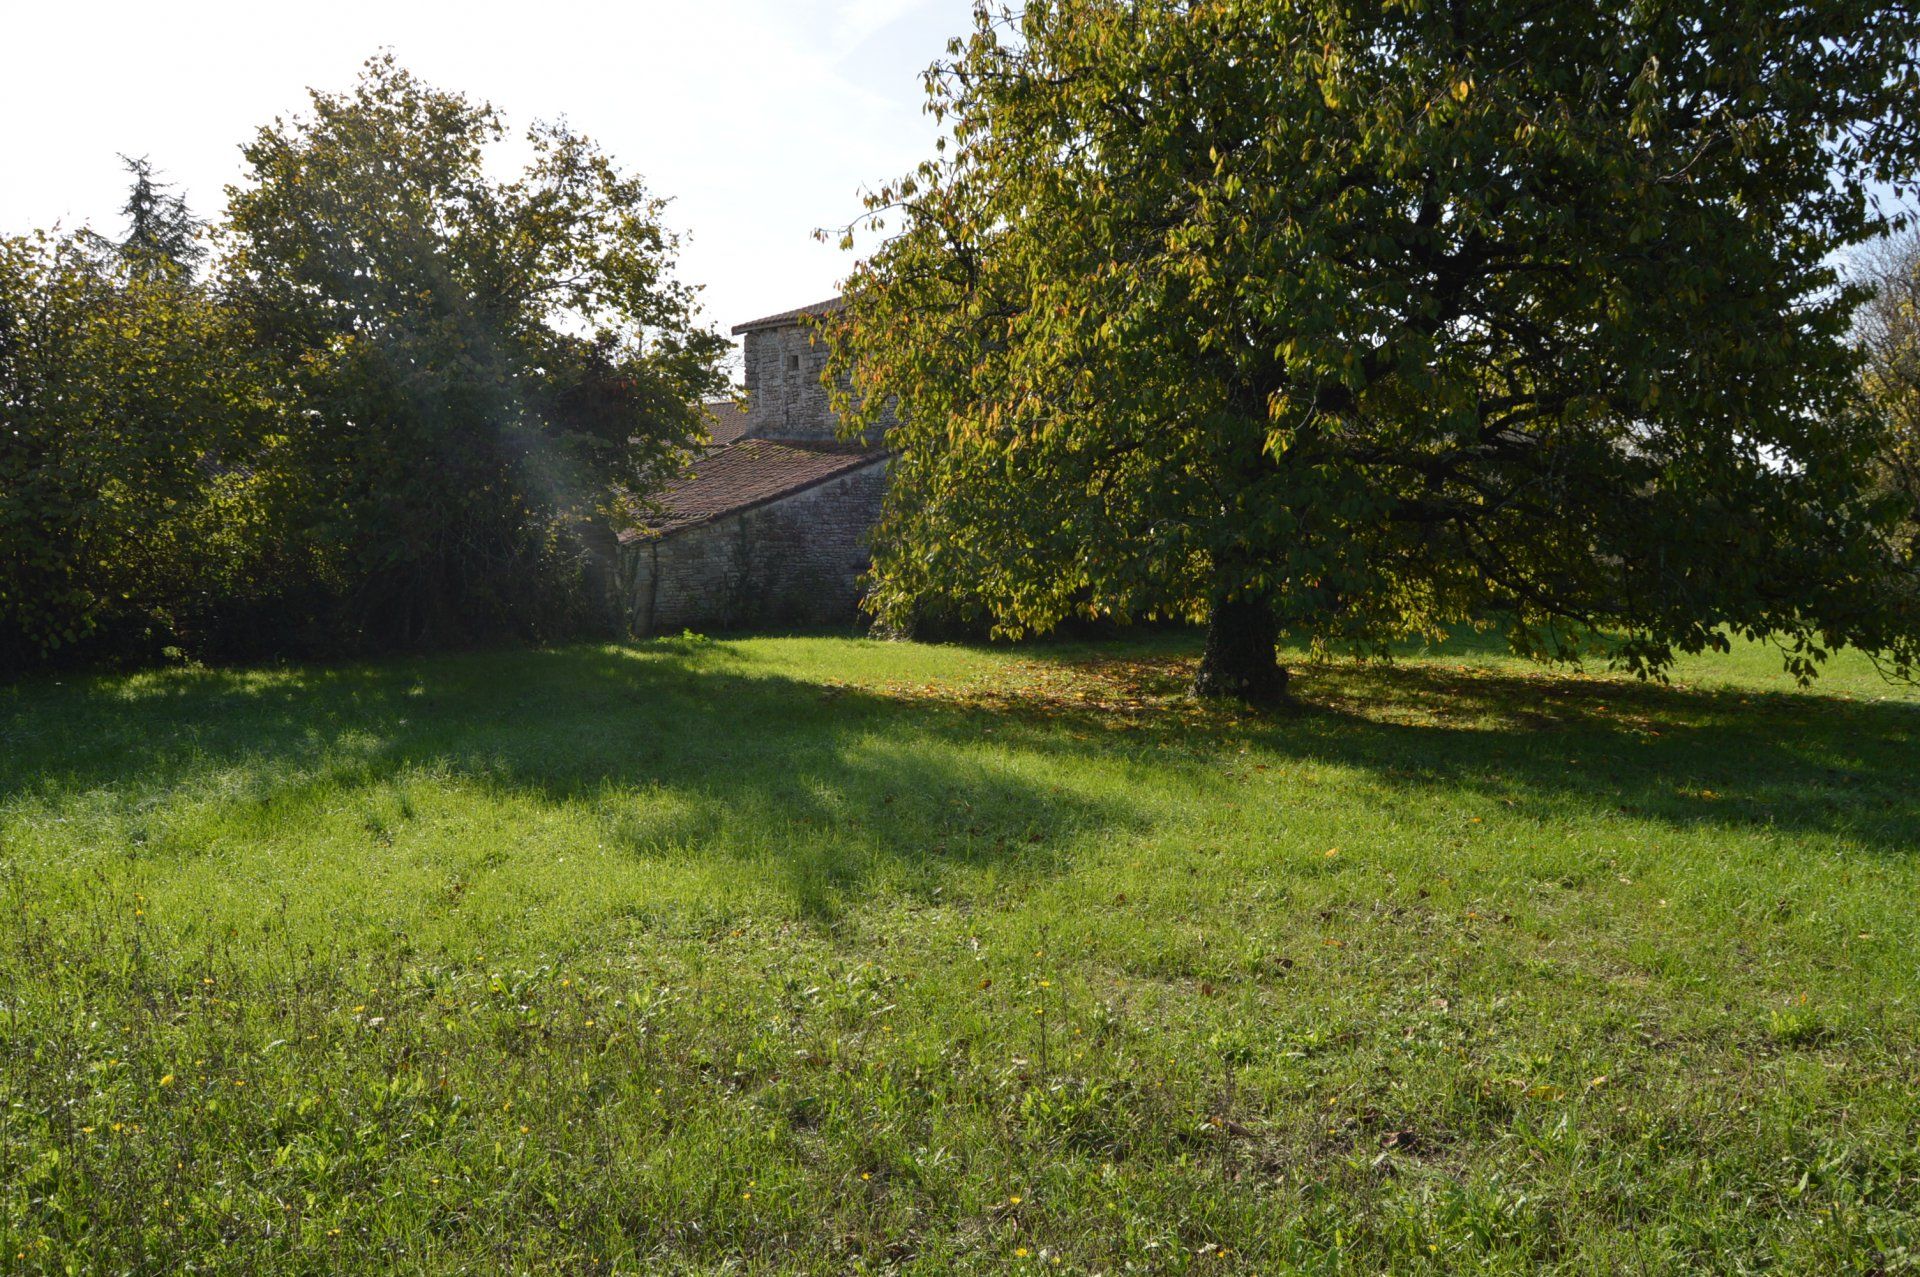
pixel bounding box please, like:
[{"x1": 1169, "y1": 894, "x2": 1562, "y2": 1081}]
[
  {"x1": 1011, "y1": 650, "x2": 1919, "y2": 857},
  {"x1": 833, "y1": 640, "x2": 1919, "y2": 859},
  {"x1": 1279, "y1": 660, "x2": 1920, "y2": 856},
  {"x1": 2, "y1": 637, "x2": 1916, "y2": 926},
  {"x1": 0, "y1": 640, "x2": 1124, "y2": 922}
]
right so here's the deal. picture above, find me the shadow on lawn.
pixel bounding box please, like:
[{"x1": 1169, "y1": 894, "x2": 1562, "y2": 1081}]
[
  {"x1": 860, "y1": 643, "x2": 1920, "y2": 858},
  {"x1": 2, "y1": 637, "x2": 1916, "y2": 917},
  {"x1": 0, "y1": 640, "x2": 1120, "y2": 920},
  {"x1": 1267, "y1": 659, "x2": 1915, "y2": 856}
]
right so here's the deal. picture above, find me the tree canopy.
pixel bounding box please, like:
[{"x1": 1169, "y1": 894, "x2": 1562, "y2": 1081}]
[
  {"x1": 828, "y1": 0, "x2": 1920, "y2": 700},
  {"x1": 224, "y1": 55, "x2": 729, "y2": 647},
  {"x1": 2, "y1": 57, "x2": 726, "y2": 669},
  {"x1": 0, "y1": 230, "x2": 262, "y2": 663},
  {"x1": 1858, "y1": 230, "x2": 1920, "y2": 558}
]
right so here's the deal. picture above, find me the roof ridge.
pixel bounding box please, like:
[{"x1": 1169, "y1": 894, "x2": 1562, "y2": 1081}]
[{"x1": 730, "y1": 297, "x2": 844, "y2": 335}]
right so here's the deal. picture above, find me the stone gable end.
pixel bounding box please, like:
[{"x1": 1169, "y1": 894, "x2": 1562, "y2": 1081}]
[{"x1": 618, "y1": 298, "x2": 892, "y2": 634}]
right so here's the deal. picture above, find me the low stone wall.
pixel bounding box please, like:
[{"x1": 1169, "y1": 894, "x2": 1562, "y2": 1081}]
[{"x1": 621, "y1": 458, "x2": 889, "y2": 635}]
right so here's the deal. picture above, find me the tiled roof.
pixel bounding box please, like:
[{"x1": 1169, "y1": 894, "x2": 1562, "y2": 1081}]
[
  {"x1": 731, "y1": 297, "x2": 844, "y2": 335},
  {"x1": 702, "y1": 398, "x2": 752, "y2": 446},
  {"x1": 620, "y1": 438, "x2": 885, "y2": 540}
]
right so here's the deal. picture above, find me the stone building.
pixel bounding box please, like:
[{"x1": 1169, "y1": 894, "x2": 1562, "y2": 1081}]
[{"x1": 618, "y1": 299, "x2": 890, "y2": 634}]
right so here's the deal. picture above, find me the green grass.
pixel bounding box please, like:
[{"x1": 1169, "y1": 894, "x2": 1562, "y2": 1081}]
[{"x1": 2, "y1": 630, "x2": 1917, "y2": 1274}]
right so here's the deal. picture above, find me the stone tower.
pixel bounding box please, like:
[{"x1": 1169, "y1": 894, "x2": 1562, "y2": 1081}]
[{"x1": 732, "y1": 298, "x2": 844, "y2": 442}]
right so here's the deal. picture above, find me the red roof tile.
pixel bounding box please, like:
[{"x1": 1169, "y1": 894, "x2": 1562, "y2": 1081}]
[
  {"x1": 702, "y1": 399, "x2": 752, "y2": 446},
  {"x1": 621, "y1": 439, "x2": 885, "y2": 540}
]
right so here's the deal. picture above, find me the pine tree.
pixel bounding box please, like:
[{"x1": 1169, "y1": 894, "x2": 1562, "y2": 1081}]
[{"x1": 114, "y1": 155, "x2": 205, "y2": 279}]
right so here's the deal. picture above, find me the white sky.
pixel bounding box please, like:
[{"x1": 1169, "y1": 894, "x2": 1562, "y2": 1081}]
[{"x1": 0, "y1": 0, "x2": 974, "y2": 354}]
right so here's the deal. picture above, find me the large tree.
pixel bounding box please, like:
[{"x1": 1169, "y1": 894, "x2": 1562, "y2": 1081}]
[
  {"x1": 827, "y1": 0, "x2": 1920, "y2": 700},
  {"x1": 223, "y1": 55, "x2": 728, "y2": 648},
  {"x1": 1857, "y1": 230, "x2": 1920, "y2": 556}
]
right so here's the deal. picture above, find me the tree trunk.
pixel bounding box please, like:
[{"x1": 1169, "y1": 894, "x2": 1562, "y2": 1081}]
[{"x1": 1193, "y1": 592, "x2": 1288, "y2": 705}]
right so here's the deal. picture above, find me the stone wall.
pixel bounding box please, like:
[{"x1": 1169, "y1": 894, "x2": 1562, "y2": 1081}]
[
  {"x1": 741, "y1": 323, "x2": 836, "y2": 441},
  {"x1": 740, "y1": 321, "x2": 895, "y2": 443},
  {"x1": 621, "y1": 457, "x2": 890, "y2": 635}
]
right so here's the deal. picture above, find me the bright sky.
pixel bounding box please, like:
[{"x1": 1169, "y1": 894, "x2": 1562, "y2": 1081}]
[{"x1": 0, "y1": 0, "x2": 974, "y2": 350}]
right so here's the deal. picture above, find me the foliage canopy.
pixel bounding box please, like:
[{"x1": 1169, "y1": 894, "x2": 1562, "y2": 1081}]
[
  {"x1": 1, "y1": 58, "x2": 725, "y2": 668},
  {"x1": 224, "y1": 55, "x2": 729, "y2": 648},
  {"x1": 1857, "y1": 229, "x2": 1920, "y2": 557},
  {"x1": 829, "y1": 0, "x2": 1920, "y2": 698},
  {"x1": 0, "y1": 231, "x2": 263, "y2": 662}
]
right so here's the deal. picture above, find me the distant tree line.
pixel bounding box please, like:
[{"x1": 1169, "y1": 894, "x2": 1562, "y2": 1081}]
[{"x1": 1, "y1": 56, "x2": 728, "y2": 671}]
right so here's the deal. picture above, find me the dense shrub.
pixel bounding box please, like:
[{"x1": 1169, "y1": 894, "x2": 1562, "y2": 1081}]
[
  {"x1": 0, "y1": 234, "x2": 270, "y2": 668},
  {"x1": 0, "y1": 57, "x2": 727, "y2": 672}
]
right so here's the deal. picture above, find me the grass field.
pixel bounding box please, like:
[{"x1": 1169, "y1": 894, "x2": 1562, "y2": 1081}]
[{"x1": 2, "y1": 630, "x2": 1917, "y2": 1273}]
